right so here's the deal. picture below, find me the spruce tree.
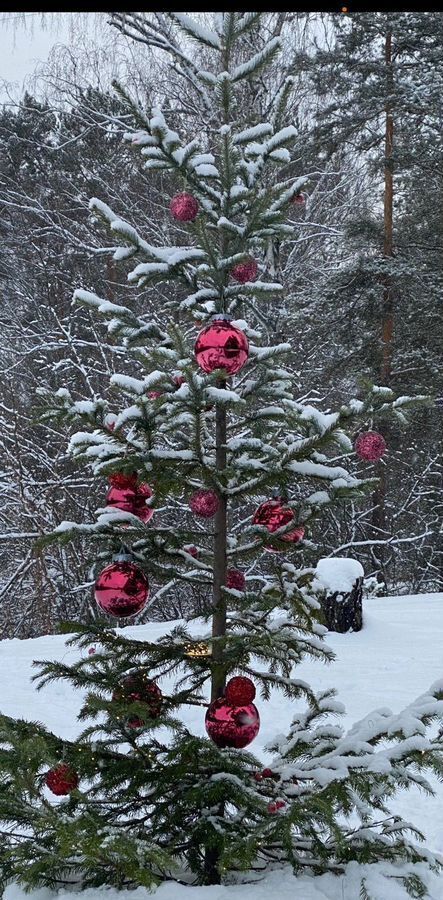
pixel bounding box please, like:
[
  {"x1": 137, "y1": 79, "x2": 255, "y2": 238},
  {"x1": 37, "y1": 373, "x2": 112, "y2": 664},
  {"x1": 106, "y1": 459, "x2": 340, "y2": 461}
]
[{"x1": 0, "y1": 13, "x2": 442, "y2": 897}]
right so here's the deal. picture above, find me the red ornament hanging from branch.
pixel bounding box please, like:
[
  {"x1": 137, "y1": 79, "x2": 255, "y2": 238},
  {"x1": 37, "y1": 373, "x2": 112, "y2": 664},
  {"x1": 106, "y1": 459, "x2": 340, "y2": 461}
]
[
  {"x1": 292, "y1": 192, "x2": 306, "y2": 206},
  {"x1": 94, "y1": 556, "x2": 150, "y2": 617},
  {"x1": 106, "y1": 477, "x2": 154, "y2": 523},
  {"x1": 205, "y1": 698, "x2": 260, "y2": 749},
  {"x1": 354, "y1": 431, "x2": 387, "y2": 462},
  {"x1": 170, "y1": 192, "x2": 199, "y2": 222},
  {"x1": 189, "y1": 488, "x2": 219, "y2": 518},
  {"x1": 45, "y1": 763, "x2": 79, "y2": 796},
  {"x1": 112, "y1": 669, "x2": 162, "y2": 728},
  {"x1": 230, "y1": 257, "x2": 258, "y2": 283},
  {"x1": 194, "y1": 315, "x2": 249, "y2": 377},
  {"x1": 225, "y1": 675, "x2": 256, "y2": 706},
  {"x1": 226, "y1": 568, "x2": 246, "y2": 591},
  {"x1": 252, "y1": 498, "x2": 305, "y2": 549}
]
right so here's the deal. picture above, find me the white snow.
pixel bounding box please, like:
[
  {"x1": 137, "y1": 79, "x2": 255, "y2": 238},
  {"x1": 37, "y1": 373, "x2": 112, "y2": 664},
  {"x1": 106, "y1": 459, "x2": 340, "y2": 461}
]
[
  {"x1": 2, "y1": 593, "x2": 443, "y2": 899},
  {"x1": 314, "y1": 557, "x2": 365, "y2": 594}
]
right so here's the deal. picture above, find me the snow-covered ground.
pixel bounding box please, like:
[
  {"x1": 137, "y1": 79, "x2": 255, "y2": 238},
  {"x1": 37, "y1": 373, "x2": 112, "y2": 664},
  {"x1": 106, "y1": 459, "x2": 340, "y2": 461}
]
[{"x1": 1, "y1": 593, "x2": 443, "y2": 899}]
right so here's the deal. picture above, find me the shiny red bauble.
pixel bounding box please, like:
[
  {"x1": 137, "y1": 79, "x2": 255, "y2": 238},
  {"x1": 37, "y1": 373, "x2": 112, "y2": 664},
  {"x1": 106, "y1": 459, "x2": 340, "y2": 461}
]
[
  {"x1": 106, "y1": 482, "x2": 138, "y2": 515},
  {"x1": 95, "y1": 560, "x2": 149, "y2": 618},
  {"x1": 170, "y1": 192, "x2": 199, "y2": 222},
  {"x1": 134, "y1": 482, "x2": 154, "y2": 523},
  {"x1": 225, "y1": 675, "x2": 256, "y2": 706},
  {"x1": 45, "y1": 763, "x2": 79, "y2": 796},
  {"x1": 113, "y1": 669, "x2": 162, "y2": 728},
  {"x1": 354, "y1": 431, "x2": 387, "y2": 462},
  {"x1": 253, "y1": 498, "x2": 305, "y2": 546},
  {"x1": 184, "y1": 545, "x2": 199, "y2": 558},
  {"x1": 226, "y1": 568, "x2": 246, "y2": 591},
  {"x1": 268, "y1": 800, "x2": 286, "y2": 814},
  {"x1": 189, "y1": 488, "x2": 219, "y2": 518},
  {"x1": 194, "y1": 317, "x2": 249, "y2": 377},
  {"x1": 205, "y1": 698, "x2": 260, "y2": 749},
  {"x1": 254, "y1": 767, "x2": 278, "y2": 782},
  {"x1": 230, "y1": 257, "x2": 258, "y2": 283}
]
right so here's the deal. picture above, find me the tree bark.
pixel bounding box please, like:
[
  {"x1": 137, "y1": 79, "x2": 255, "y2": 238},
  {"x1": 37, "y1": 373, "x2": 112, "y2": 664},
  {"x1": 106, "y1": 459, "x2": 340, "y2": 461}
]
[
  {"x1": 371, "y1": 28, "x2": 394, "y2": 586},
  {"x1": 320, "y1": 577, "x2": 363, "y2": 633}
]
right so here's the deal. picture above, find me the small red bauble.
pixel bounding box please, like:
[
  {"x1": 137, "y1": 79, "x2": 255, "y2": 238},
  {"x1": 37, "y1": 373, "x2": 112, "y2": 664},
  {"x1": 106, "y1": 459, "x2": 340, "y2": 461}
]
[
  {"x1": 170, "y1": 192, "x2": 199, "y2": 222},
  {"x1": 88, "y1": 646, "x2": 96, "y2": 656},
  {"x1": 148, "y1": 390, "x2": 162, "y2": 400},
  {"x1": 225, "y1": 675, "x2": 256, "y2": 706},
  {"x1": 252, "y1": 498, "x2": 305, "y2": 546},
  {"x1": 134, "y1": 482, "x2": 154, "y2": 523},
  {"x1": 189, "y1": 489, "x2": 219, "y2": 518},
  {"x1": 292, "y1": 192, "x2": 305, "y2": 206},
  {"x1": 205, "y1": 698, "x2": 260, "y2": 749},
  {"x1": 231, "y1": 257, "x2": 258, "y2": 283},
  {"x1": 354, "y1": 431, "x2": 387, "y2": 462},
  {"x1": 194, "y1": 317, "x2": 249, "y2": 377},
  {"x1": 226, "y1": 568, "x2": 246, "y2": 591},
  {"x1": 113, "y1": 669, "x2": 162, "y2": 728},
  {"x1": 173, "y1": 374, "x2": 186, "y2": 388},
  {"x1": 95, "y1": 560, "x2": 149, "y2": 618},
  {"x1": 184, "y1": 545, "x2": 199, "y2": 558},
  {"x1": 45, "y1": 763, "x2": 79, "y2": 796},
  {"x1": 268, "y1": 800, "x2": 286, "y2": 814}
]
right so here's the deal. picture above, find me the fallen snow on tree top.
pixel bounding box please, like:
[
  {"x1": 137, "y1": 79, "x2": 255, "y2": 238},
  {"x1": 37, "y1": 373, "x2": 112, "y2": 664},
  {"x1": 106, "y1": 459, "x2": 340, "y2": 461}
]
[{"x1": 314, "y1": 557, "x2": 364, "y2": 593}]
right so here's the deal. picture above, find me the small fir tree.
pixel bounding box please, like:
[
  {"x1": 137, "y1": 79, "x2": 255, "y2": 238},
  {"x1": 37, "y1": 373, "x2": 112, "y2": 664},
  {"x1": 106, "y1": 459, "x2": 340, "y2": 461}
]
[{"x1": 0, "y1": 14, "x2": 442, "y2": 897}]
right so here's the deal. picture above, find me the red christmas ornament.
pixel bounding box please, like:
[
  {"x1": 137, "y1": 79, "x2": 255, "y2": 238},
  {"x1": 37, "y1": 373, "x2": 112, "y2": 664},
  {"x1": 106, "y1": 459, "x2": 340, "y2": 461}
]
[
  {"x1": 252, "y1": 498, "x2": 305, "y2": 546},
  {"x1": 108, "y1": 472, "x2": 138, "y2": 490},
  {"x1": 95, "y1": 559, "x2": 149, "y2": 618},
  {"x1": 225, "y1": 675, "x2": 256, "y2": 705},
  {"x1": 267, "y1": 800, "x2": 286, "y2": 814},
  {"x1": 354, "y1": 431, "x2": 387, "y2": 462},
  {"x1": 255, "y1": 767, "x2": 278, "y2": 782},
  {"x1": 226, "y1": 568, "x2": 246, "y2": 591},
  {"x1": 148, "y1": 390, "x2": 162, "y2": 400},
  {"x1": 184, "y1": 545, "x2": 199, "y2": 558},
  {"x1": 194, "y1": 316, "x2": 249, "y2": 376},
  {"x1": 170, "y1": 192, "x2": 199, "y2": 222},
  {"x1": 45, "y1": 763, "x2": 79, "y2": 796},
  {"x1": 231, "y1": 257, "x2": 258, "y2": 283},
  {"x1": 189, "y1": 489, "x2": 219, "y2": 518},
  {"x1": 205, "y1": 698, "x2": 260, "y2": 749},
  {"x1": 173, "y1": 374, "x2": 186, "y2": 388},
  {"x1": 88, "y1": 646, "x2": 96, "y2": 656},
  {"x1": 134, "y1": 482, "x2": 154, "y2": 523},
  {"x1": 292, "y1": 192, "x2": 306, "y2": 206},
  {"x1": 112, "y1": 669, "x2": 162, "y2": 728}
]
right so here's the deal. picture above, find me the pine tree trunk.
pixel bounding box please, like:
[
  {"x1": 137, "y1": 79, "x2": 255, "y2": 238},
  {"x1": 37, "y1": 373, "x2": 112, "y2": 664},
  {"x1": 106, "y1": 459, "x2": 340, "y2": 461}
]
[
  {"x1": 319, "y1": 577, "x2": 363, "y2": 633},
  {"x1": 211, "y1": 395, "x2": 228, "y2": 701},
  {"x1": 372, "y1": 29, "x2": 394, "y2": 586}
]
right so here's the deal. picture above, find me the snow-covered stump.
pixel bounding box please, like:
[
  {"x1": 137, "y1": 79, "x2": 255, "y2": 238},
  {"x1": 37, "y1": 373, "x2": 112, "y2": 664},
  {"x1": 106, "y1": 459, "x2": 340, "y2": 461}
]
[{"x1": 313, "y1": 558, "x2": 365, "y2": 633}]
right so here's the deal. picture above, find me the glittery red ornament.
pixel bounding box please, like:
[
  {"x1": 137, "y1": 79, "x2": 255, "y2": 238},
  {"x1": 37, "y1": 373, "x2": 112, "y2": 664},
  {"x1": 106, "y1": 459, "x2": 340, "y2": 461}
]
[
  {"x1": 231, "y1": 257, "x2": 258, "y2": 283},
  {"x1": 134, "y1": 482, "x2": 154, "y2": 523},
  {"x1": 292, "y1": 192, "x2": 305, "y2": 206},
  {"x1": 45, "y1": 763, "x2": 79, "y2": 796},
  {"x1": 113, "y1": 669, "x2": 162, "y2": 728},
  {"x1": 95, "y1": 560, "x2": 149, "y2": 617},
  {"x1": 225, "y1": 676, "x2": 256, "y2": 706},
  {"x1": 226, "y1": 568, "x2": 246, "y2": 591},
  {"x1": 354, "y1": 431, "x2": 387, "y2": 462},
  {"x1": 189, "y1": 488, "x2": 219, "y2": 518},
  {"x1": 194, "y1": 317, "x2": 249, "y2": 376},
  {"x1": 267, "y1": 800, "x2": 286, "y2": 814},
  {"x1": 254, "y1": 767, "x2": 278, "y2": 782},
  {"x1": 170, "y1": 192, "x2": 199, "y2": 222},
  {"x1": 205, "y1": 698, "x2": 260, "y2": 749},
  {"x1": 252, "y1": 498, "x2": 305, "y2": 546},
  {"x1": 184, "y1": 545, "x2": 199, "y2": 558}
]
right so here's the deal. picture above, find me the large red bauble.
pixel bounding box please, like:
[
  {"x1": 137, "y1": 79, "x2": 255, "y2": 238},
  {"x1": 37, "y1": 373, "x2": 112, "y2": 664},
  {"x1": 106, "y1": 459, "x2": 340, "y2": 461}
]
[
  {"x1": 134, "y1": 482, "x2": 154, "y2": 523},
  {"x1": 112, "y1": 669, "x2": 162, "y2": 728},
  {"x1": 225, "y1": 675, "x2": 256, "y2": 705},
  {"x1": 189, "y1": 488, "x2": 219, "y2": 518},
  {"x1": 205, "y1": 699, "x2": 260, "y2": 749},
  {"x1": 106, "y1": 482, "x2": 138, "y2": 515},
  {"x1": 252, "y1": 498, "x2": 305, "y2": 546},
  {"x1": 45, "y1": 763, "x2": 79, "y2": 796},
  {"x1": 226, "y1": 568, "x2": 246, "y2": 591},
  {"x1": 170, "y1": 192, "x2": 199, "y2": 222},
  {"x1": 95, "y1": 561, "x2": 149, "y2": 617},
  {"x1": 354, "y1": 431, "x2": 387, "y2": 462},
  {"x1": 194, "y1": 317, "x2": 249, "y2": 376},
  {"x1": 230, "y1": 257, "x2": 258, "y2": 283}
]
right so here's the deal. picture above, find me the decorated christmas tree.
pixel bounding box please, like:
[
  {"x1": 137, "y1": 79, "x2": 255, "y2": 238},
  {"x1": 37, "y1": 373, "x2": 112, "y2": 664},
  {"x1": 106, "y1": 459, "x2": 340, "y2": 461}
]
[{"x1": 0, "y1": 14, "x2": 442, "y2": 897}]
